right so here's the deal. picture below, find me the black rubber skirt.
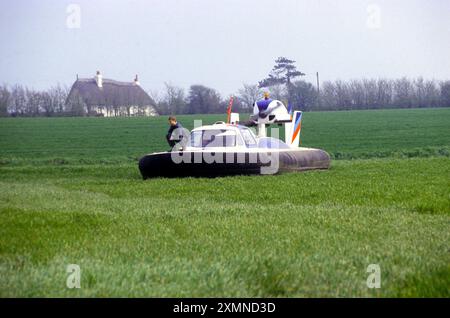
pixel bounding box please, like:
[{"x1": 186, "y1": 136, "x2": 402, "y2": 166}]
[{"x1": 138, "y1": 149, "x2": 330, "y2": 179}]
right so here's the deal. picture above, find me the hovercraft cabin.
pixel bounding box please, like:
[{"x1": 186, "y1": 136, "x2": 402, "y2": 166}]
[{"x1": 66, "y1": 71, "x2": 158, "y2": 117}]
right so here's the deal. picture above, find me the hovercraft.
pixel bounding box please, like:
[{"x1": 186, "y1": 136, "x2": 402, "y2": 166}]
[{"x1": 139, "y1": 99, "x2": 330, "y2": 179}]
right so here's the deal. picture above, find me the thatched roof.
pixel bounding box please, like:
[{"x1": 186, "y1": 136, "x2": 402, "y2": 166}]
[{"x1": 67, "y1": 77, "x2": 155, "y2": 107}]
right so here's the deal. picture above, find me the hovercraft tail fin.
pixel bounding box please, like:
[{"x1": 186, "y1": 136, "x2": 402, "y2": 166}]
[{"x1": 284, "y1": 111, "x2": 302, "y2": 148}]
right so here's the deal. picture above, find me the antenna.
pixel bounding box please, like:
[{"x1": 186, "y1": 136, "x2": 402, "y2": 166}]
[
  {"x1": 316, "y1": 72, "x2": 320, "y2": 93},
  {"x1": 316, "y1": 72, "x2": 320, "y2": 108}
]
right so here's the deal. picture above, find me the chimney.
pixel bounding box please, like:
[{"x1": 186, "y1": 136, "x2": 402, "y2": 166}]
[
  {"x1": 134, "y1": 74, "x2": 140, "y2": 86},
  {"x1": 95, "y1": 70, "x2": 103, "y2": 88}
]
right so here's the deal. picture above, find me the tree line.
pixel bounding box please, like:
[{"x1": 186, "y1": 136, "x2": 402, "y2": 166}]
[
  {"x1": 255, "y1": 57, "x2": 450, "y2": 111},
  {"x1": 1, "y1": 58, "x2": 450, "y2": 117},
  {"x1": 0, "y1": 84, "x2": 69, "y2": 117},
  {"x1": 132, "y1": 77, "x2": 450, "y2": 116}
]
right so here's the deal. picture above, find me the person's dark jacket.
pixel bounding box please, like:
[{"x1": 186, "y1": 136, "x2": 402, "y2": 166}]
[{"x1": 166, "y1": 122, "x2": 183, "y2": 147}]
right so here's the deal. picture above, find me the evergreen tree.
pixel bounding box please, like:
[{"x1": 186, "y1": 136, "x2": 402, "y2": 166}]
[{"x1": 259, "y1": 57, "x2": 305, "y2": 89}]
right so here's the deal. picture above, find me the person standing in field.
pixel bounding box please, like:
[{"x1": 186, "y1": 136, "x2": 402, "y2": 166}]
[{"x1": 166, "y1": 116, "x2": 184, "y2": 149}]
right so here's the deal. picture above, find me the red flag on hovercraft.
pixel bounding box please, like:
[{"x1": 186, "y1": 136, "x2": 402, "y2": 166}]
[{"x1": 226, "y1": 96, "x2": 234, "y2": 123}]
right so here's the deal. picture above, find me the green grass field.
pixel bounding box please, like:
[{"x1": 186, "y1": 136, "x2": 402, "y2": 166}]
[
  {"x1": 0, "y1": 108, "x2": 449, "y2": 297},
  {"x1": 1, "y1": 108, "x2": 449, "y2": 164}
]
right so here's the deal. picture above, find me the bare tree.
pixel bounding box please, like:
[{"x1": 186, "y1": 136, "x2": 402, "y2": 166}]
[
  {"x1": 320, "y1": 81, "x2": 337, "y2": 110},
  {"x1": 147, "y1": 89, "x2": 161, "y2": 105},
  {"x1": 439, "y1": 81, "x2": 450, "y2": 107},
  {"x1": 25, "y1": 89, "x2": 42, "y2": 116},
  {"x1": 40, "y1": 91, "x2": 54, "y2": 116},
  {"x1": 10, "y1": 85, "x2": 27, "y2": 115},
  {"x1": 393, "y1": 77, "x2": 414, "y2": 108},
  {"x1": 377, "y1": 79, "x2": 393, "y2": 108},
  {"x1": 413, "y1": 77, "x2": 426, "y2": 108},
  {"x1": 348, "y1": 79, "x2": 365, "y2": 109},
  {"x1": 267, "y1": 83, "x2": 287, "y2": 101},
  {"x1": 237, "y1": 83, "x2": 261, "y2": 110},
  {"x1": 362, "y1": 79, "x2": 378, "y2": 108},
  {"x1": 288, "y1": 80, "x2": 318, "y2": 111},
  {"x1": 334, "y1": 80, "x2": 352, "y2": 109},
  {"x1": 423, "y1": 80, "x2": 440, "y2": 108},
  {"x1": 49, "y1": 84, "x2": 69, "y2": 114},
  {"x1": 156, "y1": 82, "x2": 186, "y2": 115},
  {"x1": 0, "y1": 84, "x2": 10, "y2": 116}
]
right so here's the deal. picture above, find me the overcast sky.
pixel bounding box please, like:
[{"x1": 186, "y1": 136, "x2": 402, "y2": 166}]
[{"x1": 1, "y1": 0, "x2": 449, "y2": 96}]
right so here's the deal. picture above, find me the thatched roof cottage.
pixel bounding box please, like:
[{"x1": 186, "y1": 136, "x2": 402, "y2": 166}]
[{"x1": 66, "y1": 71, "x2": 158, "y2": 117}]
